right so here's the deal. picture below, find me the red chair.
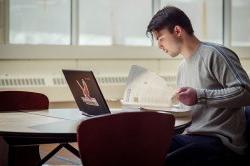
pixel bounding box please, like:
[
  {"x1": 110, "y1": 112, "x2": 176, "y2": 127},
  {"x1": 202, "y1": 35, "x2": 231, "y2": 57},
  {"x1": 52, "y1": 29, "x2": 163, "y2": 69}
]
[
  {"x1": 0, "y1": 91, "x2": 49, "y2": 166},
  {"x1": 0, "y1": 91, "x2": 49, "y2": 111},
  {"x1": 77, "y1": 111, "x2": 175, "y2": 166},
  {"x1": 0, "y1": 91, "x2": 79, "y2": 166}
]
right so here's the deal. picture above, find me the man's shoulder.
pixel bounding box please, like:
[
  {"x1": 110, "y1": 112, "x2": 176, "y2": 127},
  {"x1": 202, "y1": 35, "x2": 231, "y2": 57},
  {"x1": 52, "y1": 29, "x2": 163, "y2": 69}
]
[
  {"x1": 200, "y1": 42, "x2": 239, "y2": 62},
  {"x1": 200, "y1": 42, "x2": 225, "y2": 55}
]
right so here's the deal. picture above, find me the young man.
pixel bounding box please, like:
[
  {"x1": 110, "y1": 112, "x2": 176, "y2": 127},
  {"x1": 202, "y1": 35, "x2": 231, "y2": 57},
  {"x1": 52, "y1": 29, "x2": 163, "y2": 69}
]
[{"x1": 147, "y1": 6, "x2": 250, "y2": 165}]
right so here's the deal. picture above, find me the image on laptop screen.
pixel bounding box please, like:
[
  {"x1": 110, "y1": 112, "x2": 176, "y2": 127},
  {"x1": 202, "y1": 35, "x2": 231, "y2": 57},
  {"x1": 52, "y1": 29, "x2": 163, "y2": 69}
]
[{"x1": 62, "y1": 70, "x2": 110, "y2": 116}]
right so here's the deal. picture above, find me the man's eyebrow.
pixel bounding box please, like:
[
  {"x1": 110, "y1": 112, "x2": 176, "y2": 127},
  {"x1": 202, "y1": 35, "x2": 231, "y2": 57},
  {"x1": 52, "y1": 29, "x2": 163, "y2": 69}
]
[{"x1": 157, "y1": 35, "x2": 164, "y2": 40}]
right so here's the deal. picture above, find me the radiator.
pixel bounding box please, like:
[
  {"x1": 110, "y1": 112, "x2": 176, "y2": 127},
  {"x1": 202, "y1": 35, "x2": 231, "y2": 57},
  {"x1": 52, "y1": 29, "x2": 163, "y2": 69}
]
[{"x1": 0, "y1": 74, "x2": 177, "y2": 102}]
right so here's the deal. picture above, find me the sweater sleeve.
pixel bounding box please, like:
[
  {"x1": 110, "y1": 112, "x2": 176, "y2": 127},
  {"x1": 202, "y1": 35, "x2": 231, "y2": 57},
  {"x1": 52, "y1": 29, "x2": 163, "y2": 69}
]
[{"x1": 196, "y1": 47, "x2": 250, "y2": 108}]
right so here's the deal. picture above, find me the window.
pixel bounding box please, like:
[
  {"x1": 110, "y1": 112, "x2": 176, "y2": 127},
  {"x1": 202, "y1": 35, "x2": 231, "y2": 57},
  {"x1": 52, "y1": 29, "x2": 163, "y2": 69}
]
[
  {"x1": 79, "y1": 0, "x2": 152, "y2": 46},
  {"x1": 160, "y1": 0, "x2": 223, "y2": 44},
  {"x1": 9, "y1": 0, "x2": 71, "y2": 45},
  {"x1": 232, "y1": 0, "x2": 250, "y2": 46},
  {"x1": 3, "y1": 0, "x2": 250, "y2": 58}
]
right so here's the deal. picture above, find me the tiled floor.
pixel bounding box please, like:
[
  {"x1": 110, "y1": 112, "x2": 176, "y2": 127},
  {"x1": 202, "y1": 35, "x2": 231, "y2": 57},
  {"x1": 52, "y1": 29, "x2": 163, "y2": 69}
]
[{"x1": 40, "y1": 143, "x2": 81, "y2": 165}]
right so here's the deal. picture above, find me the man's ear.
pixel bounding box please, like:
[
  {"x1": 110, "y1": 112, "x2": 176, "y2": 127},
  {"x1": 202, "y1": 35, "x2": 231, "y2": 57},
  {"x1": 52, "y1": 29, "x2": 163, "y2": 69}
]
[{"x1": 174, "y1": 26, "x2": 182, "y2": 37}]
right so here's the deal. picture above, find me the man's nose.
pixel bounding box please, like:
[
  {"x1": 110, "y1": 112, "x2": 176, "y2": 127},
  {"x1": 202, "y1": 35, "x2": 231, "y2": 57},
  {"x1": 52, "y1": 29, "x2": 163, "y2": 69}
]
[{"x1": 158, "y1": 41, "x2": 164, "y2": 49}]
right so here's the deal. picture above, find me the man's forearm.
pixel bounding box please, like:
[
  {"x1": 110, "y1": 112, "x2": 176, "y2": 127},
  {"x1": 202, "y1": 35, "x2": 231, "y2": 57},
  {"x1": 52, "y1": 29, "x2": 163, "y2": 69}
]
[{"x1": 196, "y1": 86, "x2": 250, "y2": 108}]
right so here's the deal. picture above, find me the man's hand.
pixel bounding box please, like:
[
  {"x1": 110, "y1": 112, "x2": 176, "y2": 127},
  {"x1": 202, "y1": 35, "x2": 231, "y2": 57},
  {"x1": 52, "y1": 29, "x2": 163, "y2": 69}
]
[{"x1": 176, "y1": 87, "x2": 198, "y2": 106}]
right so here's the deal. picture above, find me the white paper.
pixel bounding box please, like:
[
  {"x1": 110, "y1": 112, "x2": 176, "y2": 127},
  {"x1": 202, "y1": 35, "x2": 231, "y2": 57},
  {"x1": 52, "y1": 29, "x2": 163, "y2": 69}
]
[
  {"x1": 121, "y1": 65, "x2": 190, "y2": 117},
  {"x1": 122, "y1": 65, "x2": 176, "y2": 108}
]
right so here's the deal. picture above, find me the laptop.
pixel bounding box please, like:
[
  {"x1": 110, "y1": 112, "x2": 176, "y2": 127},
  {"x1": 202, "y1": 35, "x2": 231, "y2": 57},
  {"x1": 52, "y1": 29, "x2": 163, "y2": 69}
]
[{"x1": 63, "y1": 69, "x2": 124, "y2": 117}]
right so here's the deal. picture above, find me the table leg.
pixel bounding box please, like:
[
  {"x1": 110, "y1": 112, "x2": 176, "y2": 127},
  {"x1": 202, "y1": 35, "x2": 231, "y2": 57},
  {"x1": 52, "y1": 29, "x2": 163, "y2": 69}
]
[{"x1": 0, "y1": 136, "x2": 41, "y2": 166}]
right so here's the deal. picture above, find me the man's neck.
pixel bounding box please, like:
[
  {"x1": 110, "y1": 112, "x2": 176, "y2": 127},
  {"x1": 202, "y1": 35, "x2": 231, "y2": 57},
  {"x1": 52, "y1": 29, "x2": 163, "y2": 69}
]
[{"x1": 180, "y1": 35, "x2": 201, "y2": 59}]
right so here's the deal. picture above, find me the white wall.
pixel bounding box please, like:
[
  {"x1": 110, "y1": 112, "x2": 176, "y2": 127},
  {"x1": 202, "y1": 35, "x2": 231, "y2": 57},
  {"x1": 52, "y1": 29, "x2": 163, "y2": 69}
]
[
  {"x1": 0, "y1": 45, "x2": 181, "y2": 102},
  {"x1": 1, "y1": 44, "x2": 250, "y2": 102}
]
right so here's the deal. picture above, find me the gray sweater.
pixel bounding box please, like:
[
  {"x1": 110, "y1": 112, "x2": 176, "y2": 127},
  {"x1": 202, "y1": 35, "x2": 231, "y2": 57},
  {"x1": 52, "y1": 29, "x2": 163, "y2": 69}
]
[{"x1": 177, "y1": 42, "x2": 250, "y2": 154}]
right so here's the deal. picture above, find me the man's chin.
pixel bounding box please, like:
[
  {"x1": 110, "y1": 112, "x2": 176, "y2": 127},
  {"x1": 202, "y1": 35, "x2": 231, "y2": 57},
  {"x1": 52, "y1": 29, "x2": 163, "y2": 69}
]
[{"x1": 168, "y1": 53, "x2": 179, "y2": 57}]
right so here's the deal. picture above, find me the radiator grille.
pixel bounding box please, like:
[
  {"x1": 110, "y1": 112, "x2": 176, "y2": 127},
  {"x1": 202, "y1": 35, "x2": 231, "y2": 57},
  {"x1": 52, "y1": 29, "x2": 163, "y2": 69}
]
[
  {"x1": 0, "y1": 75, "x2": 176, "y2": 87},
  {"x1": 0, "y1": 78, "x2": 45, "y2": 86}
]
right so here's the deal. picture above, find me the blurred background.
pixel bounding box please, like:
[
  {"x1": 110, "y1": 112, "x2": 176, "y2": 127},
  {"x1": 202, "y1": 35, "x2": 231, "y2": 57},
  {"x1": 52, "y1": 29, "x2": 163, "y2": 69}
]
[{"x1": 0, "y1": 0, "x2": 250, "y2": 106}]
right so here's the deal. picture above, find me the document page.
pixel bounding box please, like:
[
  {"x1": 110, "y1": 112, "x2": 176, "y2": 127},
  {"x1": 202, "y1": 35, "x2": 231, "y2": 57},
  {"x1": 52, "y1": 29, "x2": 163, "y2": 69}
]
[
  {"x1": 121, "y1": 65, "x2": 190, "y2": 117},
  {"x1": 122, "y1": 65, "x2": 176, "y2": 107}
]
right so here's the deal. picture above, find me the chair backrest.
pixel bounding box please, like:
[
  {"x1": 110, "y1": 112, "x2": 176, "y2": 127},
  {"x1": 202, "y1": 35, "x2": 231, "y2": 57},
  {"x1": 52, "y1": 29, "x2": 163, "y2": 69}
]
[
  {"x1": 245, "y1": 106, "x2": 250, "y2": 154},
  {"x1": 0, "y1": 91, "x2": 49, "y2": 111},
  {"x1": 77, "y1": 111, "x2": 175, "y2": 166}
]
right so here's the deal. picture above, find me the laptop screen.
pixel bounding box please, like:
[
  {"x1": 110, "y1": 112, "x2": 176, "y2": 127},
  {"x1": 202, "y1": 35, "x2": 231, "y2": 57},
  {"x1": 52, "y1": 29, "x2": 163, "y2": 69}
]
[{"x1": 63, "y1": 70, "x2": 110, "y2": 116}]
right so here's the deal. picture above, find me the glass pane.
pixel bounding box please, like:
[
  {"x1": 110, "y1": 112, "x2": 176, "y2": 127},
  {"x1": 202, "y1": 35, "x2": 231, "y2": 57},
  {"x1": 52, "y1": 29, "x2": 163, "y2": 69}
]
[
  {"x1": 79, "y1": 0, "x2": 112, "y2": 45},
  {"x1": 160, "y1": 0, "x2": 223, "y2": 44},
  {"x1": 232, "y1": 0, "x2": 250, "y2": 46},
  {"x1": 9, "y1": 0, "x2": 70, "y2": 45},
  {"x1": 112, "y1": 0, "x2": 152, "y2": 46},
  {"x1": 79, "y1": 0, "x2": 152, "y2": 46}
]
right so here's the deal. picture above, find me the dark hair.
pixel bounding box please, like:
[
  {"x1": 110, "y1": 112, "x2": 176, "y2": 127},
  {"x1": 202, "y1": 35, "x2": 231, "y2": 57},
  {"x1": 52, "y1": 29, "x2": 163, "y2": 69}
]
[{"x1": 146, "y1": 6, "x2": 194, "y2": 37}]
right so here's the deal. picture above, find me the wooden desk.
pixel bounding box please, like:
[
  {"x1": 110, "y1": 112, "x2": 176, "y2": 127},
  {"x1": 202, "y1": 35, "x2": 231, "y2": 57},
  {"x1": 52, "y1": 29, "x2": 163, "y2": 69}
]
[{"x1": 0, "y1": 108, "x2": 191, "y2": 166}]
